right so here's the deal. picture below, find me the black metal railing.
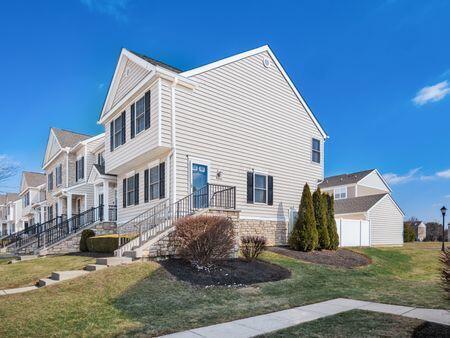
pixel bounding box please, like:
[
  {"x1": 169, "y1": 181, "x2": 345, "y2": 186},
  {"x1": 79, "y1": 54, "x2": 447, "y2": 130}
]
[{"x1": 115, "y1": 184, "x2": 236, "y2": 255}]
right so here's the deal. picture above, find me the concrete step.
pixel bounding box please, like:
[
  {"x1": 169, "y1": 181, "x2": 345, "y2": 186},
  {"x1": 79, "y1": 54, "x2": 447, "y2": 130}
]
[
  {"x1": 38, "y1": 278, "x2": 59, "y2": 287},
  {"x1": 51, "y1": 270, "x2": 89, "y2": 281},
  {"x1": 85, "y1": 264, "x2": 108, "y2": 271},
  {"x1": 122, "y1": 251, "x2": 137, "y2": 259},
  {"x1": 96, "y1": 257, "x2": 133, "y2": 266},
  {"x1": 18, "y1": 255, "x2": 38, "y2": 261}
]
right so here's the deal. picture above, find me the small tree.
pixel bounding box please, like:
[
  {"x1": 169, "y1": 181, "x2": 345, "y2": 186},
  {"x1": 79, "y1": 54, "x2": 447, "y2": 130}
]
[
  {"x1": 326, "y1": 194, "x2": 339, "y2": 250},
  {"x1": 288, "y1": 183, "x2": 318, "y2": 251},
  {"x1": 313, "y1": 188, "x2": 329, "y2": 250},
  {"x1": 403, "y1": 222, "x2": 416, "y2": 242}
]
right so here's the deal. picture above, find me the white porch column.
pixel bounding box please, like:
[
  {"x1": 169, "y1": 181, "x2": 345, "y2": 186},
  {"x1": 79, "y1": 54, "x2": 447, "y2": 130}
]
[
  {"x1": 67, "y1": 193, "x2": 73, "y2": 219},
  {"x1": 94, "y1": 184, "x2": 99, "y2": 208},
  {"x1": 103, "y1": 180, "x2": 109, "y2": 221},
  {"x1": 57, "y1": 198, "x2": 62, "y2": 217},
  {"x1": 40, "y1": 206, "x2": 45, "y2": 224}
]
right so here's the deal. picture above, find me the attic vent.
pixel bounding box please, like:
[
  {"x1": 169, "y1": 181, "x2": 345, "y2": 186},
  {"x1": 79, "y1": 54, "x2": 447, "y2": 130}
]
[
  {"x1": 124, "y1": 67, "x2": 131, "y2": 77},
  {"x1": 262, "y1": 57, "x2": 271, "y2": 68}
]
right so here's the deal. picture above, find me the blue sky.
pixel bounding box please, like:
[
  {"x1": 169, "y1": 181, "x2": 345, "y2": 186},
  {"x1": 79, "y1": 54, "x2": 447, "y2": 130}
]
[{"x1": 0, "y1": 0, "x2": 449, "y2": 222}]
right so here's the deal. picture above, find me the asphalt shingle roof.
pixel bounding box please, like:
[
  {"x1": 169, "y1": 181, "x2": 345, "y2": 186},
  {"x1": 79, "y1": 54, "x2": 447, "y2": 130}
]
[
  {"x1": 319, "y1": 169, "x2": 375, "y2": 189},
  {"x1": 23, "y1": 171, "x2": 46, "y2": 188},
  {"x1": 129, "y1": 50, "x2": 183, "y2": 73},
  {"x1": 334, "y1": 193, "x2": 388, "y2": 214},
  {"x1": 52, "y1": 128, "x2": 92, "y2": 149}
]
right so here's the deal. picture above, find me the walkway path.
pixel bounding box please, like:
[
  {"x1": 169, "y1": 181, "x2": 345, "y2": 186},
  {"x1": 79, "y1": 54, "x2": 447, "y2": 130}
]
[{"x1": 159, "y1": 298, "x2": 450, "y2": 338}]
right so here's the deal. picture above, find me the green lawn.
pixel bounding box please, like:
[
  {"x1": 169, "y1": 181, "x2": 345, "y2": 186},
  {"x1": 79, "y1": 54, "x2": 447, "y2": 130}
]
[
  {"x1": 0, "y1": 254, "x2": 96, "y2": 289},
  {"x1": 259, "y1": 310, "x2": 450, "y2": 337},
  {"x1": 0, "y1": 243, "x2": 447, "y2": 337}
]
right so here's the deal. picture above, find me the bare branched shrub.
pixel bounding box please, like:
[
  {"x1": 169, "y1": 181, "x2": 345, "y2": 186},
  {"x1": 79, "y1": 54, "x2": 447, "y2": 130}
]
[
  {"x1": 241, "y1": 235, "x2": 266, "y2": 261},
  {"x1": 441, "y1": 248, "x2": 450, "y2": 298},
  {"x1": 174, "y1": 215, "x2": 235, "y2": 267}
]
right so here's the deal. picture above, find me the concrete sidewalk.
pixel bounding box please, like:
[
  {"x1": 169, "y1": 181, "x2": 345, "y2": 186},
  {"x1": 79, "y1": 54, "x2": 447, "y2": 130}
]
[{"x1": 159, "y1": 298, "x2": 450, "y2": 338}]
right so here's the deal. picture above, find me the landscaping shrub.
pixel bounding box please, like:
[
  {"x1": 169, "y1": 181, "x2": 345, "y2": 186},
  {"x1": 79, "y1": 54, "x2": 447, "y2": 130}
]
[
  {"x1": 87, "y1": 234, "x2": 134, "y2": 254},
  {"x1": 403, "y1": 222, "x2": 416, "y2": 242},
  {"x1": 441, "y1": 248, "x2": 450, "y2": 298},
  {"x1": 80, "y1": 229, "x2": 95, "y2": 252},
  {"x1": 241, "y1": 235, "x2": 267, "y2": 261},
  {"x1": 288, "y1": 183, "x2": 318, "y2": 251},
  {"x1": 174, "y1": 215, "x2": 235, "y2": 267},
  {"x1": 326, "y1": 194, "x2": 340, "y2": 250},
  {"x1": 313, "y1": 188, "x2": 330, "y2": 250}
]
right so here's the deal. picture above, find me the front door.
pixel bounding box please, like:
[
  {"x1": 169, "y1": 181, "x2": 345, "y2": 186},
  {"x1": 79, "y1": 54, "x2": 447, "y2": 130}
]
[
  {"x1": 98, "y1": 194, "x2": 104, "y2": 220},
  {"x1": 192, "y1": 163, "x2": 208, "y2": 208}
]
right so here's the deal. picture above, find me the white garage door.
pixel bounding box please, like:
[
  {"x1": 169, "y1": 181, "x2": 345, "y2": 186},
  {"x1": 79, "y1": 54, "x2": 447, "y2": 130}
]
[{"x1": 336, "y1": 218, "x2": 370, "y2": 247}]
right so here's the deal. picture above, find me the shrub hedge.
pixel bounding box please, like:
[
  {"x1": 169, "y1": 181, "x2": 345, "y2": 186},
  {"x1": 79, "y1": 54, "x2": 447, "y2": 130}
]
[
  {"x1": 80, "y1": 229, "x2": 96, "y2": 252},
  {"x1": 87, "y1": 234, "x2": 134, "y2": 254}
]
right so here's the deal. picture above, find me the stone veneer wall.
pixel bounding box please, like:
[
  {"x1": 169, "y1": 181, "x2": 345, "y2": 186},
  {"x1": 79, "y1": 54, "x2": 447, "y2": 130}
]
[
  {"x1": 42, "y1": 222, "x2": 117, "y2": 255},
  {"x1": 145, "y1": 208, "x2": 288, "y2": 258}
]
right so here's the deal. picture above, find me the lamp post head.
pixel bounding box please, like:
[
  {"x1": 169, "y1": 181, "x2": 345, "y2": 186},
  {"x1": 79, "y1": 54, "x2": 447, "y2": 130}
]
[{"x1": 441, "y1": 206, "x2": 447, "y2": 217}]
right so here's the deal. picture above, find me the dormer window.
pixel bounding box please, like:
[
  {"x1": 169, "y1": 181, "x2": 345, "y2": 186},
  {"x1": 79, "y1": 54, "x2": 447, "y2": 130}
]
[{"x1": 334, "y1": 186, "x2": 347, "y2": 200}]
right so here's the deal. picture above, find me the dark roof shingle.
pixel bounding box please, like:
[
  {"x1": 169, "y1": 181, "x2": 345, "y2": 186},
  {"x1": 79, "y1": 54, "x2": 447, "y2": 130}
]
[
  {"x1": 52, "y1": 128, "x2": 92, "y2": 149},
  {"x1": 319, "y1": 169, "x2": 375, "y2": 189},
  {"x1": 334, "y1": 193, "x2": 388, "y2": 214},
  {"x1": 129, "y1": 50, "x2": 183, "y2": 73},
  {"x1": 23, "y1": 171, "x2": 46, "y2": 188}
]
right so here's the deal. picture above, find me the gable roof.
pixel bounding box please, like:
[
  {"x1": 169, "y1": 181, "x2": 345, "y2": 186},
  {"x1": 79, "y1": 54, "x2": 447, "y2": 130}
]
[
  {"x1": 22, "y1": 171, "x2": 46, "y2": 190},
  {"x1": 334, "y1": 193, "x2": 388, "y2": 214},
  {"x1": 181, "y1": 45, "x2": 328, "y2": 139},
  {"x1": 319, "y1": 169, "x2": 375, "y2": 189},
  {"x1": 52, "y1": 128, "x2": 92, "y2": 148},
  {"x1": 129, "y1": 50, "x2": 182, "y2": 73}
]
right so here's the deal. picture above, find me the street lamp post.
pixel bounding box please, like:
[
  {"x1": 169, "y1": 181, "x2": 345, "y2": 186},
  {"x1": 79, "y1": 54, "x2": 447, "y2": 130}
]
[{"x1": 441, "y1": 206, "x2": 447, "y2": 252}]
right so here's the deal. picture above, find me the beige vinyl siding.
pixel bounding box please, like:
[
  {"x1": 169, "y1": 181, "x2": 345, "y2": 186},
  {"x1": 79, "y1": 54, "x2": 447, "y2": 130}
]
[
  {"x1": 68, "y1": 184, "x2": 95, "y2": 210},
  {"x1": 45, "y1": 152, "x2": 67, "y2": 206},
  {"x1": 105, "y1": 80, "x2": 161, "y2": 174},
  {"x1": 357, "y1": 185, "x2": 388, "y2": 197},
  {"x1": 367, "y1": 195, "x2": 403, "y2": 246},
  {"x1": 358, "y1": 171, "x2": 390, "y2": 193},
  {"x1": 175, "y1": 51, "x2": 324, "y2": 220},
  {"x1": 116, "y1": 157, "x2": 170, "y2": 223},
  {"x1": 112, "y1": 59, "x2": 150, "y2": 107},
  {"x1": 44, "y1": 133, "x2": 61, "y2": 164},
  {"x1": 160, "y1": 79, "x2": 173, "y2": 147}
]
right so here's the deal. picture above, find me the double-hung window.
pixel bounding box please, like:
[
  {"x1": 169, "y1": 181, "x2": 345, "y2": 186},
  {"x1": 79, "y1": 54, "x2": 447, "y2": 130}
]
[
  {"x1": 254, "y1": 174, "x2": 267, "y2": 203},
  {"x1": 48, "y1": 173, "x2": 53, "y2": 191},
  {"x1": 149, "y1": 166, "x2": 160, "y2": 200},
  {"x1": 334, "y1": 186, "x2": 347, "y2": 200},
  {"x1": 23, "y1": 192, "x2": 30, "y2": 207},
  {"x1": 97, "y1": 152, "x2": 105, "y2": 167},
  {"x1": 114, "y1": 116, "x2": 124, "y2": 148},
  {"x1": 55, "y1": 164, "x2": 62, "y2": 186},
  {"x1": 135, "y1": 96, "x2": 146, "y2": 134},
  {"x1": 312, "y1": 138, "x2": 321, "y2": 164},
  {"x1": 126, "y1": 176, "x2": 136, "y2": 206},
  {"x1": 76, "y1": 157, "x2": 84, "y2": 182}
]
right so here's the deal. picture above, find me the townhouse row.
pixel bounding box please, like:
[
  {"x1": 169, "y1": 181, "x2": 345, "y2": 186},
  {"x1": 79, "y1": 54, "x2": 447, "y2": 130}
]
[{"x1": 2, "y1": 45, "x2": 403, "y2": 250}]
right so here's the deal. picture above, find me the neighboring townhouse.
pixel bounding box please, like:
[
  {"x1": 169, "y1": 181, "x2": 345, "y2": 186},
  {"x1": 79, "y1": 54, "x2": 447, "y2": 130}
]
[
  {"x1": 42, "y1": 128, "x2": 111, "y2": 221},
  {"x1": 1, "y1": 193, "x2": 20, "y2": 235},
  {"x1": 319, "y1": 169, "x2": 404, "y2": 246},
  {"x1": 98, "y1": 45, "x2": 327, "y2": 247},
  {"x1": 18, "y1": 172, "x2": 46, "y2": 231}
]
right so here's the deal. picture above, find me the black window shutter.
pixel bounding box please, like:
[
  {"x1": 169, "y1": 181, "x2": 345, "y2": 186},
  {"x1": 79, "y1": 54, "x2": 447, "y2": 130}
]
[
  {"x1": 75, "y1": 160, "x2": 78, "y2": 182},
  {"x1": 130, "y1": 104, "x2": 135, "y2": 139},
  {"x1": 144, "y1": 169, "x2": 149, "y2": 203},
  {"x1": 268, "y1": 176, "x2": 274, "y2": 205},
  {"x1": 247, "y1": 172, "x2": 254, "y2": 203},
  {"x1": 134, "y1": 173, "x2": 139, "y2": 205},
  {"x1": 122, "y1": 178, "x2": 127, "y2": 208},
  {"x1": 110, "y1": 121, "x2": 114, "y2": 151},
  {"x1": 144, "y1": 91, "x2": 151, "y2": 130},
  {"x1": 121, "y1": 111, "x2": 126, "y2": 145},
  {"x1": 81, "y1": 157, "x2": 84, "y2": 179},
  {"x1": 159, "y1": 162, "x2": 165, "y2": 199}
]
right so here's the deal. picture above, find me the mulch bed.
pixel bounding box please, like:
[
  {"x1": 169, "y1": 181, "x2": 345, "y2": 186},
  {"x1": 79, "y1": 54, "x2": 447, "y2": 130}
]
[
  {"x1": 268, "y1": 246, "x2": 371, "y2": 268},
  {"x1": 160, "y1": 258, "x2": 291, "y2": 287}
]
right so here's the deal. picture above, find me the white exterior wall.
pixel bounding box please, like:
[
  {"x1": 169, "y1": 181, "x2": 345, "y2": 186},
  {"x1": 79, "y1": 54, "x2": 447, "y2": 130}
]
[
  {"x1": 174, "y1": 51, "x2": 325, "y2": 220},
  {"x1": 367, "y1": 195, "x2": 403, "y2": 246},
  {"x1": 357, "y1": 171, "x2": 390, "y2": 195},
  {"x1": 104, "y1": 79, "x2": 162, "y2": 173}
]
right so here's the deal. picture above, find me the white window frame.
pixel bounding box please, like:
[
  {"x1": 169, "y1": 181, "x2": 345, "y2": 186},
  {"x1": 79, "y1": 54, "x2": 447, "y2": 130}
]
[
  {"x1": 76, "y1": 157, "x2": 84, "y2": 181},
  {"x1": 126, "y1": 176, "x2": 135, "y2": 206},
  {"x1": 149, "y1": 165, "x2": 160, "y2": 200},
  {"x1": 134, "y1": 95, "x2": 146, "y2": 135},
  {"x1": 113, "y1": 115, "x2": 124, "y2": 149},
  {"x1": 254, "y1": 172, "x2": 268, "y2": 204},
  {"x1": 56, "y1": 164, "x2": 62, "y2": 187},
  {"x1": 97, "y1": 152, "x2": 105, "y2": 167},
  {"x1": 334, "y1": 186, "x2": 347, "y2": 200},
  {"x1": 312, "y1": 138, "x2": 321, "y2": 164}
]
